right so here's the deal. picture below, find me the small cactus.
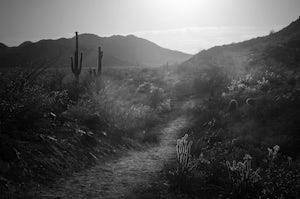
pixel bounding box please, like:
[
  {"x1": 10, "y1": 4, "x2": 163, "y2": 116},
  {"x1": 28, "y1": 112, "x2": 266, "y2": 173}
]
[
  {"x1": 228, "y1": 99, "x2": 238, "y2": 112},
  {"x1": 226, "y1": 154, "x2": 261, "y2": 189},
  {"x1": 267, "y1": 145, "x2": 280, "y2": 167},
  {"x1": 176, "y1": 134, "x2": 193, "y2": 169},
  {"x1": 70, "y1": 32, "x2": 83, "y2": 83}
]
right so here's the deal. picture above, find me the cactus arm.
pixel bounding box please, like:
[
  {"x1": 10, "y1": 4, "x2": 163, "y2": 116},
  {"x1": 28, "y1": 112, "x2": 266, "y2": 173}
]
[{"x1": 70, "y1": 56, "x2": 74, "y2": 73}]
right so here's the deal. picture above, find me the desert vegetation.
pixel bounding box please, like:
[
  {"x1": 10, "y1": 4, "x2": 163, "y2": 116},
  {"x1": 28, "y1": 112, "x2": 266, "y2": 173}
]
[
  {"x1": 2, "y1": 35, "x2": 300, "y2": 198},
  {"x1": 0, "y1": 29, "x2": 177, "y2": 197},
  {"x1": 1, "y1": 13, "x2": 300, "y2": 199},
  {"x1": 131, "y1": 58, "x2": 300, "y2": 199}
]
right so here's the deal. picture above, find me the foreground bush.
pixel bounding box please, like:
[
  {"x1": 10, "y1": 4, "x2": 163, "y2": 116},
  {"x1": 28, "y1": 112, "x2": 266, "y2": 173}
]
[{"x1": 0, "y1": 70, "x2": 69, "y2": 133}]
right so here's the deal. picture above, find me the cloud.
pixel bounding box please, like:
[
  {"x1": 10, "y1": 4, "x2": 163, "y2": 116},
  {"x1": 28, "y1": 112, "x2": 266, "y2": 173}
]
[{"x1": 129, "y1": 25, "x2": 284, "y2": 54}]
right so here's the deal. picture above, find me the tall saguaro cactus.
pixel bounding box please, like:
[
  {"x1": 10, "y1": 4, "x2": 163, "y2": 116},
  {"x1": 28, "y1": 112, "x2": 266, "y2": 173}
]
[
  {"x1": 98, "y1": 46, "x2": 103, "y2": 76},
  {"x1": 71, "y1": 32, "x2": 83, "y2": 83}
]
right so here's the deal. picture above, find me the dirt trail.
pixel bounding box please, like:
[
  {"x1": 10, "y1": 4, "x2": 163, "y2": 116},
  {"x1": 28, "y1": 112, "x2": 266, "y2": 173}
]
[{"x1": 34, "y1": 115, "x2": 188, "y2": 199}]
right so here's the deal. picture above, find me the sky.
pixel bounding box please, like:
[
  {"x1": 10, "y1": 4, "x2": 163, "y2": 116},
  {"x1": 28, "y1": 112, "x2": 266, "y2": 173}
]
[{"x1": 0, "y1": 0, "x2": 299, "y2": 54}]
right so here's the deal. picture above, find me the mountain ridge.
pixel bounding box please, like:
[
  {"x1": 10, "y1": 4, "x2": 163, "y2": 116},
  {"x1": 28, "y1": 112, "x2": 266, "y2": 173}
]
[{"x1": 0, "y1": 34, "x2": 192, "y2": 68}]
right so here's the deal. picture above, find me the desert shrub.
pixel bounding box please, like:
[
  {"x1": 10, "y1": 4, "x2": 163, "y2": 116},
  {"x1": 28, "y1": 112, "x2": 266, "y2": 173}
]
[
  {"x1": 0, "y1": 70, "x2": 69, "y2": 133},
  {"x1": 173, "y1": 79, "x2": 195, "y2": 99},
  {"x1": 149, "y1": 85, "x2": 165, "y2": 108},
  {"x1": 62, "y1": 95, "x2": 108, "y2": 130},
  {"x1": 136, "y1": 81, "x2": 166, "y2": 108},
  {"x1": 119, "y1": 104, "x2": 160, "y2": 133},
  {"x1": 157, "y1": 98, "x2": 172, "y2": 113},
  {"x1": 260, "y1": 164, "x2": 300, "y2": 199},
  {"x1": 68, "y1": 79, "x2": 163, "y2": 141},
  {"x1": 223, "y1": 68, "x2": 300, "y2": 155},
  {"x1": 172, "y1": 63, "x2": 231, "y2": 100},
  {"x1": 36, "y1": 69, "x2": 67, "y2": 91}
]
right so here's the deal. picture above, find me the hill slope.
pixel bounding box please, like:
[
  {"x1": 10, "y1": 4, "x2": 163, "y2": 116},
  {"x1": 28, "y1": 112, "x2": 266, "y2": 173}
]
[
  {"x1": 181, "y1": 16, "x2": 300, "y2": 74},
  {"x1": 0, "y1": 34, "x2": 192, "y2": 68}
]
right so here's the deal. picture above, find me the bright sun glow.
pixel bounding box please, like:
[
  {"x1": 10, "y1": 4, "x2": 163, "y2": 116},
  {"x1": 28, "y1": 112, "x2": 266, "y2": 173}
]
[
  {"x1": 160, "y1": 0, "x2": 200, "y2": 14},
  {"x1": 160, "y1": 0, "x2": 192, "y2": 10},
  {"x1": 150, "y1": 0, "x2": 214, "y2": 26}
]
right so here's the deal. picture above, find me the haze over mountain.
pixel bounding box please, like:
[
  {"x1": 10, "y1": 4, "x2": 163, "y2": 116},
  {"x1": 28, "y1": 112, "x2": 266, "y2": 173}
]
[
  {"x1": 181, "y1": 16, "x2": 300, "y2": 74},
  {"x1": 0, "y1": 34, "x2": 192, "y2": 68}
]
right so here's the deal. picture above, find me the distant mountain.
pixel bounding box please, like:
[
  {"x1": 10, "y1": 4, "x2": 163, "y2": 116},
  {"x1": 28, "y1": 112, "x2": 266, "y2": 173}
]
[
  {"x1": 181, "y1": 16, "x2": 300, "y2": 74},
  {"x1": 0, "y1": 34, "x2": 192, "y2": 68}
]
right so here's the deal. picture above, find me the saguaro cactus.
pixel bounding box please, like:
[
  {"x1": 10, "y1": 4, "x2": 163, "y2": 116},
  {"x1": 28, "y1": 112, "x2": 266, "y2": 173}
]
[
  {"x1": 98, "y1": 46, "x2": 103, "y2": 76},
  {"x1": 71, "y1": 32, "x2": 83, "y2": 83}
]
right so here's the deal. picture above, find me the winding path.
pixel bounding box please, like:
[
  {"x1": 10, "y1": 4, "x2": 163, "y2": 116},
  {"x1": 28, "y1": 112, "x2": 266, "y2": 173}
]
[{"x1": 35, "y1": 116, "x2": 188, "y2": 199}]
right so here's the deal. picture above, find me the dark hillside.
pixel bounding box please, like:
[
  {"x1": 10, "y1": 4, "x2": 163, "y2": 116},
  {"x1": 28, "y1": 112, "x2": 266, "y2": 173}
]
[
  {"x1": 181, "y1": 16, "x2": 300, "y2": 76},
  {"x1": 0, "y1": 34, "x2": 192, "y2": 68}
]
